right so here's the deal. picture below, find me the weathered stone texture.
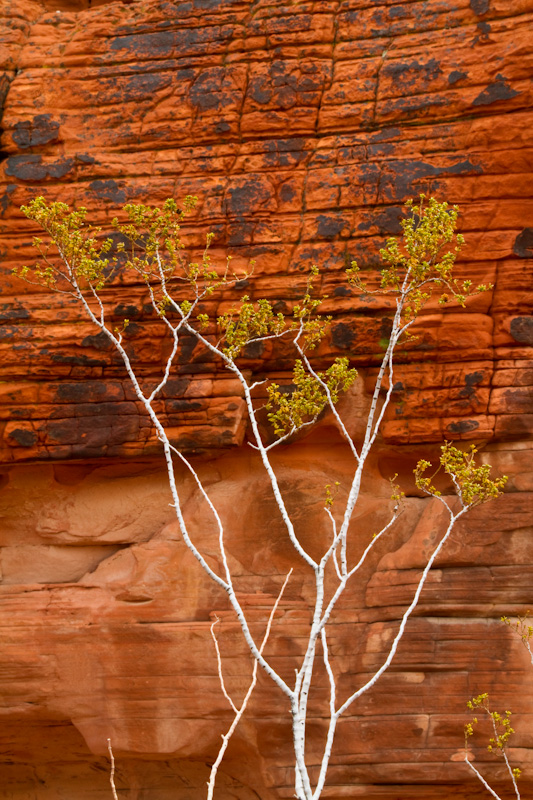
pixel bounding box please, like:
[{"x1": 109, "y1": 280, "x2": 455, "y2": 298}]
[
  {"x1": 1, "y1": 0, "x2": 533, "y2": 461},
  {"x1": 0, "y1": 0, "x2": 532, "y2": 797}
]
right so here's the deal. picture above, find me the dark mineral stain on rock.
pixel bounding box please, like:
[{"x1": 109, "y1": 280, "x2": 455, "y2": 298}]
[
  {"x1": 472, "y1": 75, "x2": 519, "y2": 106},
  {"x1": 89, "y1": 179, "x2": 126, "y2": 203},
  {"x1": 317, "y1": 215, "x2": 345, "y2": 239},
  {"x1": 5, "y1": 155, "x2": 74, "y2": 181},
  {"x1": 447, "y1": 419, "x2": 480, "y2": 434},
  {"x1": 448, "y1": 70, "x2": 467, "y2": 85},
  {"x1": 7, "y1": 428, "x2": 37, "y2": 447},
  {"x1": 458, "y1": 371, "x2": 484, "y2": 398},
  {"x1": 470, "y1": 0, "x2": 490, "y2": 15},
  {"x1": 332, "y1": 322, "x2": 356, "y2": 350},
  {"x1": 12, "y1": 114, "x2": 60, "y2": 149},
  {"x1": 510, "y1": 317, "x2": 533, "y2": 345},
  {"x1": 513, "y1": 228, "x2": 533, "y2": 258}
]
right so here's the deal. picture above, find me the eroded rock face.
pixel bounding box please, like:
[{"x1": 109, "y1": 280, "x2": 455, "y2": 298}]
[
  {"x1": 2, "y1": 439, "x2": 533, "y2": 799},
  {"x1": 0, "y1": 0, "x2": 532, "y2": 798}
]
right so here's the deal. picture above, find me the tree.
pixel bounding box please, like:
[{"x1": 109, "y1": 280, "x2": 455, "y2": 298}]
[
  {"x1": 464, "y1": 614, "x2": 533, "y2": 799},
  {"x1": 16, "y1": 194, "x2": 506, "y2": 799}
]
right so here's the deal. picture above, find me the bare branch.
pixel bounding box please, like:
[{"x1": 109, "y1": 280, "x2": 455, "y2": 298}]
[
  {"x1": 107, "y1": 739, "x2": 119, "y2": 800},
  {"x1": 464, "y1": 754, "x2": 504, "y2": 800},
  {"x1": 210, "y1": 617, "x2": 238, "y2": 715},
  {"x1": 207, "y1": 570, "x2": 293, "y2": 800},
  {"x1": 336, "y1": 506, "x2": 467, "y2": 718}
]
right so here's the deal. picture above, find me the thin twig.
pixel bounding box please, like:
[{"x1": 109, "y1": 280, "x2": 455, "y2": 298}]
[
  {"x1": 210, "y1": 616, "x2": 238, "y2": 714},
  {"x1": 107, "y1": 738, "x2": 119, "y2": 800},
  {"x1": 207, "y1": 569, "x2": 292, "y2": 800}
]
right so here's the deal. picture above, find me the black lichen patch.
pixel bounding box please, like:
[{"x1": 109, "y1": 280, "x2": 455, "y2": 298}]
[
  {"x1": 81, "y1": 332, "x2": 114, "y2": 351},
  {"x1": 332, "y1": 322, "x2": 356, "y2": 350},
  {"x1": 114, "y1": 303, "x2": 141, "y2": 319},
  {"x1": 0, "y1": 183, "x2": 17, "y2": 216},
  {"x1": 447, "y1": 419, "x2": 480, "y2": 434},
  {"x1": 358, "y1": 206, "x2": 403, "y2": 236},
  {"x1": 89, "y1": 179, "x2": 126, "y2": 204},
  {"x1": 190, "y1": 68, "x2": 230, "y2": 111},
  {"x1": 510, "y1": 317, "x2": 533, "y2": 346},
  {"x1": 0, "y1": 302, "x2": 30, "y2": 321},
  {"x1": 379, "y1": 317, "x2": 393, "y2": 341},
  {"x1": 55, "y1": 381, "x2": 110, "y2": 403},
  {"x1": 383, "y1": 58, "x2": 443, "y2": 92},
  {"x1": 12, "y1": 114, "x2": 60, "y2": 149},
  {"x1": 105, "y1": 72, "x2": 171, "y2": 104},
  {"x1": 333, "y1": 286, "x2": 352, "y2": 297},
  {"x1": 226, "y1": 177, "x2": 272, "y2": 216},
  {"x1": 474, "y1": 20, "x2": 492, "y2": 42},
  {"x1": 161, "y1": 377, "x2": 189, "y2": 398},
  {"x1": 513, "y1": 228, "x2": 533, "y2": 258},
  {"x1": 110, "y1": 30, "x2": 175, "y2": 58},
  {"x1": 470, "y1": 0, "x2": 490, "y2": 15},
  {"x1": 380, "y1": 158, "x2": 482, "y2": 201},
  {"x1": 448, "y1": 70, "x2": 467, "y2": 85},
  {"x1": 165, "y1": 398, "x2": 203, "y2": 413},
  {"x1": 5, "y1": 155, "x2": 74, "y2": 181},
  {"x1": 7, "y1": 428, "x2": 37, "y2": 447},
  {"x1": 458, "y1": 371, "x2": 484, "y2": 398},
  {"x1": 76, "y1": 153, "x2": 96, "y2": 164},
  {"x1": 0, "y1": 325, "x2": 21, "y2": 340},
  {"x1": 317, "y1": 214, "x2": 345, "y2": 240},
  {"x1": 263, "y1": 138, "x2": 306, "y2": 168},
  {"x1": 192, "y1": 0, "x2": 235, "y2": 9},
  {"x1": 371, "y1": 127, "x2": 402, "y2": 143},
  {"x1": 227, "y1": 219, "x2": 254, "y2": 246},
  {"x1": 389, "y1": 4, "x2": 409, "y2": 18},
  {"x1": 177, "y1": 333, "x2": 199, "y2": 364},
  {"x1": 248, "y1": 76, "x2": 272, "y2": 105},
  {"x1": 51, "y1": 352, "x2": 107, "y2": 367},
  {"x1": 472, "y1": 75, "x2": 519, "y2": 106},
  {"x1": 279, "y1": 183, "x2": 296, "y2": 203}
]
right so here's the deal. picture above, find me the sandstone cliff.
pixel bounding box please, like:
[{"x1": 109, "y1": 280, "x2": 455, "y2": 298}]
[{"x1": 0, "y1": 0, "x2": 532, "y2": 798}]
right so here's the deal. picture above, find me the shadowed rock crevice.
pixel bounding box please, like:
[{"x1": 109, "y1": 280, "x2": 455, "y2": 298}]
[
  {"x1": 43, "y1": 0, "x2": 133, "y2": 9},
  {"x1": 0, "y1": 72, "x2": 14, "y2": 165},
  {"x1": 0, "y1": 544, "x2": 127, "y2": 584}
]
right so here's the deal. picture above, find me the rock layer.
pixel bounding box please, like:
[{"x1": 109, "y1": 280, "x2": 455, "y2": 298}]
[
  {"x1": 1, "y1": 0, "x2": 533, "y2": 462},
  {"x1": 0, "y1": 0, "x2": 533, "y2": 798}
]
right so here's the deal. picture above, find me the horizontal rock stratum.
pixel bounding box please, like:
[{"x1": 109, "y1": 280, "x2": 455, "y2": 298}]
[{"x1": 0, "y1": 0, "x2": 532, "y2": 798}]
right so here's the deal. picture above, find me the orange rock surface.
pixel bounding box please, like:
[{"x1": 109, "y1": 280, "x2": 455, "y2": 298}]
[{"x1": 0, "y1": 0, "x2": 532, "y2": 798}]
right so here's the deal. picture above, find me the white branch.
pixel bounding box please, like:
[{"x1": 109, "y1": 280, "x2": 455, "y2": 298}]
[
  {"x1": 336, "y1": 505, "x2": 468, "y2": 717},
  {"x1": 207, "y1": 570, "x2": 292, "y2": 800},
  {"x1": 296, "y1": 343, "x2": 360, "y2": 463},
  {"x1": 177, "y1": 318, "x2": 319, "y2": 570},
  {"x1": 313, "y1": 629, "x2": 338, "y2": 800},
  {"x1": 165, "y1": 443, "x2": 293, "y2": 696},
  {"x1": 488, "y1": 713, "x2": 521, "y2": 799},
  {"x1": 107, "y1": 739, "x2": 119, "y2": 800},
  {"x1": 464, "y1": 754, "x2": 504, "y2": 800},
  {"x1": 210, "y1": 617, "x2": 238, "y2": 714}
]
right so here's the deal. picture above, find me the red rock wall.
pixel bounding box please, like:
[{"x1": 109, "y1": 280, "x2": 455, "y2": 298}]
[{"x1": 1, "y1": 0, "x2": 533, "y2": 797}]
